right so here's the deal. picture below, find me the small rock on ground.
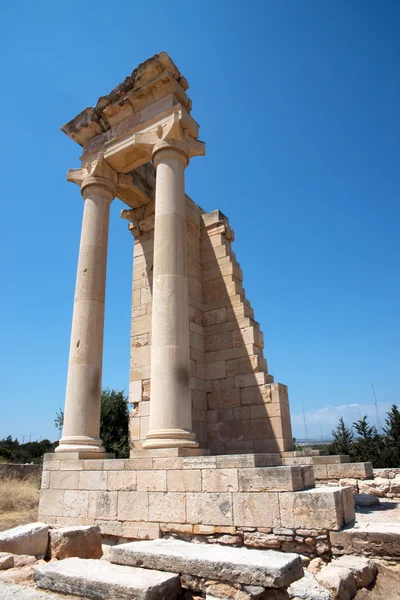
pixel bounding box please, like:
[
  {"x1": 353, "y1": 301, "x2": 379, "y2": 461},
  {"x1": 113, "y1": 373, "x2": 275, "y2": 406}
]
[
  {"x1": 354, "y1": 495, "x2": 380, "y2": 507},
  {"x1": 331, "y1": 556, "x2": 377, "y2": 589},
  {"x1": 288, "y1": 571, "x2": 333, "y2": 599},
  {"x1": 316, "y1": 565, "x2": 357, "y2": 600},
  {"x1": 0, "y1": 553, "x2": 14, "y2": 570}
]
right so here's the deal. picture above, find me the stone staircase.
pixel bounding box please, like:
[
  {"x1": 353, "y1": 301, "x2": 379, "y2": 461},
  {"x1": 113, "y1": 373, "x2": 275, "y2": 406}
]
[{"x1": 32, "y1": 539, "x2": 304, "y2": 599}]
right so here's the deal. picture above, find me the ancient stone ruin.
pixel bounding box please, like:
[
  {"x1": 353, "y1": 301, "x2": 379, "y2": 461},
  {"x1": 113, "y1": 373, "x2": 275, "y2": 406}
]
[{"x1": 39, "y1": 53, "x2": 376, "y2": 558}]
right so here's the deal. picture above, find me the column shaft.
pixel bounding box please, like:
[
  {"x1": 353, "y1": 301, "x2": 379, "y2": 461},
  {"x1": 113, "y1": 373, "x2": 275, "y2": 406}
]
[
  {"x1": 143, "y1": 148, "x2": 198, "y2": 448},
  {"x1": 56, "y1": 182, "x2": 113, "y2": 454}
]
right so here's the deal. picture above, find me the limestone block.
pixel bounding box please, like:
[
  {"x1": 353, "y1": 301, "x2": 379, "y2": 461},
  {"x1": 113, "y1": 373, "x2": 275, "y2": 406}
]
[
  {"x1": 208, "y1": 421, "x2": 244, "y2": 443},
  {"x1": 95, "y1": 520, "x2": 123, "y2": 536},
  {"x1": 79, "y1": 471, "x2": 107, "y2": 491},
  {"x1": 313, "y1": 465, "x2": 328, "y2": 479},
  {"x1": 122, "y1": 522, "x2": 161, "y2": 540},
  {"x1": 279, "y1": 488, "x2": 346, "y2": 531},
  {"x1": 206, "y1": 361, "x2": 227, "y2": 380},
  {"x1": 240, "y1": 385, "x2": 271, "y2": 406},
  {"x1": 149, "y1": 493, "x2": 186, "y2": 523},
  {"x1": 130, "y1": 380, "x2": 142, "y2": 402},
  {"x1": 167, "y1": 469, "x2": 202, "y2": 492},
  {"x1": 63, "y1": 490, "x2": 89, "y2": 518},
  {"x1": 137, "y1": 470, "x2": 167, "y2": 492},
  {"x1": 208, "y1": 389, "x2": 241, "y2": 409},
  {"x1": 330, "y1": 555, "x2": 377, "y2": 589},
  {"x1": 34, "y1": 557, "x2": 180, "y2": 600},
  {"x1": 60, "y1": 460, "x2": 84, "y2": 471},
  {"x1": 238, "y1": 467, "x2": 303, "y2": 492},
  {"x1": 226, "y1": 355, "x2": 265, "y2": 378},
  {"x1": 49, "y1": 525, "x2": 102, "y2": 560},
  {"x1": 313, "y1": 456, "x2": 350, "y2": 465},
  {"x1": 88, "y1": 491, "x2": 117, "y2": 520},
  {"x1": 49, "y1": 470, "x2": 79, "y2": 490},
  {"x1": 302, "y1": 466, "x2": 315, "y2": 489},
  {"x1": 316, "y1": 565, "x2": 357, "y2": 600},
  {"x1": 216, "y1": 454, "x2": 281, "y2": 469},
  {"x1": 0, "y1": 553, "x2": 14, "y2": 570},
  {"x1": 109, "y1": 538, "x2": 303, "y2": 588},
  {"x1": 186, "y1": 493, "x2": 233, "y2": 525},
  {"x1": 118, "y1": 491, "x2": 149, "y2": 521},
  {"x1": 338, "y1": 478, "x2": 359, "y2": 494},
  {"x1": 183, "y1": 456, "x2": 217, "y2": 469},
  {"x1": 0, "y1": 523, "x2": 48, "y2": 558},
  {"x1": 40, "y1": 471, "x2": 50, "y2": 489},
  {"x1": 233, "y1": 493, "x2": 280, "y2": 528},
  {"x1": 243, "y1": 419, "x2": 272, "y2": 441},
  {"x1": 330, "y1": 524, "x2": 400, "y2": 558},
  {"x1": 202, "y1": 468, "x2": 239, "y2": 492},
  {"x1": 38, "y1": 490, "x2": 65, "y2": 518},
  {"x1": 108, "y1": 470, "x2": 137, "y2": 491},
  {"x1": 103, "y1": 459, "x2": 125, "y2": 470},
  {"x1": 326, "y1": 463, "x2": 373, "y2": 480}
]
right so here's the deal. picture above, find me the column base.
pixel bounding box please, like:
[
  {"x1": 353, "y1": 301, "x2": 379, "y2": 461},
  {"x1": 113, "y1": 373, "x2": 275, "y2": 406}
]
[
  {"x1": 142, "y1": 428, "x2": 199, "y2": 450},
  {"x1": 55, "y1": 435, "x2": 105, "y2": 455}
]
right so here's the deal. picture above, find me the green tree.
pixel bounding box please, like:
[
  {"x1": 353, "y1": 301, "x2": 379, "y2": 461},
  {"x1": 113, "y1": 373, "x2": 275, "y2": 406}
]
[
  {"x1": 381, "y1": 404, "x2": 400, "y2": 467},
  {"x1": 352, "y1": 416, "x2": 381, "y2": 466},
  {"x1": 329, "y1": 418, "x2": 354, "y2": 456},
  {"x1": 54, "y1": 388, "x2": 130, "y2": 459},
  {"x1": 100, "y1": 388, "x2": 129, "y2": 458}
]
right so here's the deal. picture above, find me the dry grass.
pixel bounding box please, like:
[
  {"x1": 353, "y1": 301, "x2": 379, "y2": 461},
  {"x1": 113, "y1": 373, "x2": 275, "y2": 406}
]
[{"x1": 0, "y1": 476, "x2": 40, "y2": 531}]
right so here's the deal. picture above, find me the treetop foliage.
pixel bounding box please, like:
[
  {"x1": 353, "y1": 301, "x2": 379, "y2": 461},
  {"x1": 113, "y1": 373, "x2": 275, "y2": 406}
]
[{"x1": 329, "y1": 404, "x2": 400, "y2": 468}]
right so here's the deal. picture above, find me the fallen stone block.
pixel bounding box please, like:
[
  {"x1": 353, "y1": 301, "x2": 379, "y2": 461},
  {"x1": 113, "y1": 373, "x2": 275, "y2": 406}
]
[
  {"x1": 330, "y1": 555, "x2": 377, "y2": 589},
  {"x1": 316, "y1": 565, "x2": 357, "y2": 600},
  {"x1": 354, "y1": 494, "x2": 380, "y2": 507},
  {"x1": 34, "y1": 556, "x2": 181, "y2": 600},
  {"x1": 0, "y1": 523, "x2": 48, "y2": 557},
  {"x1": 109, "y1": 538, "x2": 303, "y2": 588},
  {"x1": 288, "y1": 570, "x2": 332, "y2": 599},
  {"x1": 0, "y1": 553, "x2": 14, "y2": 570},
  {"x1": 49, "y1": 525, "x2": 102, "y2": 559}
]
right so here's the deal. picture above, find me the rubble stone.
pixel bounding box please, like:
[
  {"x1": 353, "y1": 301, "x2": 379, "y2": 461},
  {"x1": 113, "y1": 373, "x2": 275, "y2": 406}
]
[{"x1": 0, "y1": 523, "x2": 48, "y2": 558}]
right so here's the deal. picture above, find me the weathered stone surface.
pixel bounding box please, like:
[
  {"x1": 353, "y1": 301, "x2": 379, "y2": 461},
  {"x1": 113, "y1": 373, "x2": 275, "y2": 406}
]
[
  {"x1": 358, "y1": 478, "x2": 390, "y2": 498},
  {"x1": 279, "y1": 488, "x2": 353, "y2": 531},
  {"x1": 354, "y1": 494, "x2": 380, "y2": 507},
  {"x1": 110, "y1": 539, "x2": 303, "y2": 587},
  {"x1": 330, "y1": 524, "x2": 400, "y2": 558},
  {"x1": 0, "y1": 523, "x2": 48, "y2": 558},
  {"x1": 330, "y1": 555, "x2": 377, "y2": 589},
  {"x1": 233, "y1": 493, "x2": 280, "y2": 528},
  {"x1": 0, "y1": 583, "x2": 77, "y2": 599},
  {"x1": 49, "y1": 525, "x2": 102, "y2": 560},
  {"x1": 187, "y1": 493, "x2": 233, "y2": 525},
  {"x1": 0, "y1": 553, "x2": 14, "y2": 570},
  {"x1": 238, "y1": 467, "x2": 304, "y2": 492},
  {"x1": 316, "y1": 565, "x2": 357, "y2": 600},
  {"x1": 34, "y1": 556, "x2": 181, "y2": 599},
  {"x1": 288, "y1": 571, "x2": 332, "y2": 599}
]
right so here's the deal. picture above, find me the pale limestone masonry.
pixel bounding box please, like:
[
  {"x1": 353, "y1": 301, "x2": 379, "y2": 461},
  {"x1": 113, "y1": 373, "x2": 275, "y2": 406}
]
[
  {"x1": 127, "y1": 202, "x2": 292, "y2": 455},
  {"x1": 42, "y1": 53, "x2": 364, "y2": 551},
  {"x1": 39, "y1": 454, "x2": 355, "y2": 557}
]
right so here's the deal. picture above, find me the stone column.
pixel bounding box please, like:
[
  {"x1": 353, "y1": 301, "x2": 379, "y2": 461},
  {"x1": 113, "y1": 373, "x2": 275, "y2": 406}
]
[
  {"x1": 142, "y1": 141, "x2": 198, "y2": 449},
  {"x1": 56, "y1": 157, "x2": 117, "y2": 455}
]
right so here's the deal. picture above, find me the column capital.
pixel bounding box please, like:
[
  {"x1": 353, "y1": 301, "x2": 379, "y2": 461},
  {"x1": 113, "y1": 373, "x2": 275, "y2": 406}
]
[{"x1": 67, "y1": 154, "x2": 119, "y2": 198}]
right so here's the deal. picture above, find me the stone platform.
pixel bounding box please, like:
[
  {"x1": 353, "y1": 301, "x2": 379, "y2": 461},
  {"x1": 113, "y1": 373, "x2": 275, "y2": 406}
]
[{"x1": 39, "y1": 454, "x2": 355, "y2": 556}]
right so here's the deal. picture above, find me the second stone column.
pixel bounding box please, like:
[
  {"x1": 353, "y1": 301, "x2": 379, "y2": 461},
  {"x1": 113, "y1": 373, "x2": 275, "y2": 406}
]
[{"x1": 143, "y1": 142, "x2": 198, "y2": 449}]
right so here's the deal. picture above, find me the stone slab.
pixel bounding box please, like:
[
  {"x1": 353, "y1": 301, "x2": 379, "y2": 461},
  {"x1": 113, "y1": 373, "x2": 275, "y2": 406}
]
[
  {"x1": 330, "y1": 524, "x2": 400, "y2": 558},
  {"x1": 34, "y1": 557, "x2": 181, "y2": 600},
  {"x1": 109, "y1": 538, "x2": 303, "y2": 588},
  {"x1": 312, "y1": 456, "x2": 350, "y2": 465},
  {"x1": 49, "y1": 525, "x2": 102, "y2": 560},
  {"x1": 215, "y1": 454, "x2": 282, "y2": 469},
  {"x1": 0, "y1": 523, "x2": 49, "y2": 558}
]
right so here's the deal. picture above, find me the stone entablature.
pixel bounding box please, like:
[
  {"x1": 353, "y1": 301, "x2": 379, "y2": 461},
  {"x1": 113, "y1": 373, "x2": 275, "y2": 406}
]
[{"x1": 39, "y1": 454, "x2": 355, "y2": 559}]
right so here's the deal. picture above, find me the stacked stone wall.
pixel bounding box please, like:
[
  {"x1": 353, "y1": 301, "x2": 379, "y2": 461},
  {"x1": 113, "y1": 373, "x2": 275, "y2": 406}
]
[
  {"x1": 126, "y1": 200, "x2": 293, "y2": 454},
  {"x1": 38, "y1": 455, "x2": 354, "y2": 559}
]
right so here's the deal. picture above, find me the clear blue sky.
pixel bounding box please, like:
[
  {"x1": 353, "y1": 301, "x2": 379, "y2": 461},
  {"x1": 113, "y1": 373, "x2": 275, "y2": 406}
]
[{"x1": 0, "y1": 0, "x2": 399, "y2": 442}]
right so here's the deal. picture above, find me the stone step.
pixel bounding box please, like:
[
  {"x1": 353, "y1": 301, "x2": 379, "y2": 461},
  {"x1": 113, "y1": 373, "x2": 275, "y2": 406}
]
[
  {"x1": 281, "y1": 450, "x2": 322, "y2": 458},
  {"x1": 109, "y1": 538, "x2": 303, "y2": 588},
  {"x1": 330, "y1": 523, "x2": 400, "y2": 559},
  {"x1": 312, "y1": 455, "x2": 350, "y2": 465},
  {"x1": 34, "y1": 557, "x2": 181, "y2": 600}
]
